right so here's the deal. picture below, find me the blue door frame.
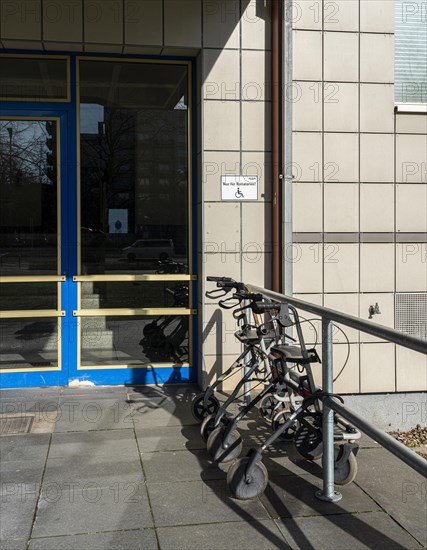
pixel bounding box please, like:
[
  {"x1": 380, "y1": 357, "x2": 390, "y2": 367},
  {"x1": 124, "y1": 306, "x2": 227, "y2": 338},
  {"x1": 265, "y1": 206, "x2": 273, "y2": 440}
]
[
  {"x1": 0, "y1": 52, "x2": 198, "y2": 389},
  {"x1": 0, "y1": 105, "x2": 76, "y2": 388}
]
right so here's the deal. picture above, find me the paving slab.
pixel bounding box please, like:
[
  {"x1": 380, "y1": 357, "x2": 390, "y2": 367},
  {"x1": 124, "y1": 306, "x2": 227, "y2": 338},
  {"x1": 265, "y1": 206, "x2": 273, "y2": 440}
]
[
  {"x1": 127, "y1": 388, "x2": 197, "y2": 412},
  {"x1": 157, "y1": 520, "x2": 291, "y2": 549},
  {"x1": 127, "y1": 385, "x2": 198, "y2": 403},
  {"x1": 355, "y1": 447, "x2": 427, "y2": 546},
  {"x1": 141, "y1": 449, "x2": 227, "y2": 483},
  {"x1": 0, "y1": 398, "x2": 59, "y2": 417},
  {"x1": 43, "y1": 428, "x2": 143, "y2": 484},
  {"x1": 61, "y1": 386, "x2": 128, "y2": 397},
  {"x1": 277, "y1": 510, "x2": 422, "y2": 549},
  {"x1": 1, "y1": 459, "x2": 47, "y2": 486},
  {"x1": 127, "y1": 386, "x2": 198, "y2": 428},
  {"x1": 0, "y1": 433, "x2": 50, "y2": 463},
  {"x1": 0, "y1": 434, "x2": 47, "y2": 542},
  {"x1": 0, "y1": 388, "x2": 61, "y2": 400},
  {"x1": 42, "y1": 457, "x2": 145, "y2": 485},
  {"x1": 357, "y1": 433, "x2": 383, "y2": 449},
  {"x1": 48, "y1": 428, "x2": 137, "y2": 459},
  {"x1": 240, "y1": 445, "x2": 324, "y2": 477},
  {"x1": 32, "y1": 481, "x2": 153, "y2": 538},
  {"x1": 131, "y1": 403, "x2": 197, "y2": 428},
  {"x1": 0, "y1": 490, "x2": 39, "y2": 542},
  {"x1": 146, "y1": 479, "x2": 269, "y2": 527},
  {"x1": 0, "y1": 538, "x2": 29, "y2": 550},
  {"x1": 1, "y1": 385, "x2": 424, "y2": 550},
  {"x1": 134, "y1": 424, "x2": 205, "y2": 453},
  {"x1": 28, "y1": 529, "x2": 158, "y2": 550},
  {"x1": 54, "y1": 398, "x2": 136, "y2": 432},
  {"x1": 260, "y1": 471, "x2": 381, "y2": 519}
]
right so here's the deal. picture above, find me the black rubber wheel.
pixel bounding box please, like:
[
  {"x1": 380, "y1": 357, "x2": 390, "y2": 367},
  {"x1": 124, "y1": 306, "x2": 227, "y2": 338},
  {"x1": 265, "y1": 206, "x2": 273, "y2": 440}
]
[
  {"x1": 334, "y1": 445, "x2": 358, "y2": 485},
  {"x1": 191, "y1": 392, "x2": 220, "y2": 423},
  {"x1": 227, "y1": 457, "x2": 269, "y2": 500},
  {"x1": 200, "y1": 413, "x2": 227, "y2": 443},
  {"x1": 272, "y1": 410, "x2": 300, "y2": 442},
  {"x1": 294, "y1": 423, "x2": 323, "y2": 460},
  {"x1": 206, "y1": 426, "x2": 243, "y2": 463},
  {"x1": 258, "y1": 394, "x2": 282, "y2": 424}
]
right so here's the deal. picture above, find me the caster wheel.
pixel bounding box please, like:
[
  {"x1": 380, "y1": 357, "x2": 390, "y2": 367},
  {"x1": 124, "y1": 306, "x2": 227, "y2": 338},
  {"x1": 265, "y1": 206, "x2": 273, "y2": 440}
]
[
  {"x1": 200, "y1": 413, "x2": 228, "y2": 443},
  {"x1": 227, "y1": 457, "x2": 269, "y2": 500},
  {"x1": 272, "y1": 410, "x2": 299, "y2": 441},
  {"x1": 334, "y1": 445, "x2": 358, "y2": 486},
  {"x1": 258, "y1": 394, "x2": 282, "y2": 424},
  {"x1": 294, "y1": 423, "x2": 323, "y2": 460},
  {"x1": 191, "y1": 392, "x2": 220, "y2": 423},
  {"x1": 206, "y1": 426, "x2": 242, "y2": 463}
]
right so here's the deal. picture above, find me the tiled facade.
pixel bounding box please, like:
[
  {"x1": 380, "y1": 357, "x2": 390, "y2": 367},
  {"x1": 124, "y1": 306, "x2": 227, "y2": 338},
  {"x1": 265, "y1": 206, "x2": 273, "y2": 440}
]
[
  {"x1": 0, "y1": 0, "x2": 426, "y2": 393},
  {"x1": 291, "y1": 0, "x2": 427, "y2": 394}
]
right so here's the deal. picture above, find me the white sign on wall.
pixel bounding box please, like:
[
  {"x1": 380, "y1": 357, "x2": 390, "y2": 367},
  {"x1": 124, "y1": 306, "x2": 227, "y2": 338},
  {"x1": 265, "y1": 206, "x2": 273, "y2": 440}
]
[
  {"x1": 221, "y1": 176, "x2": 258, "y2": 201},
  {"x1": 108, "y1": 209, "x2": 128, "y2": 233}
]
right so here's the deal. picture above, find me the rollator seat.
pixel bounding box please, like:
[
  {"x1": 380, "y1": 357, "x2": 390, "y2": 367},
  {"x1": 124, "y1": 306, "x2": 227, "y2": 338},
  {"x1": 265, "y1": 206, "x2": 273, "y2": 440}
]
[
  {"x1": 271, "y1": 344, "x2": 320, "y2": 364},
  {"x1": 235, "y1": 328, "x2": 260, "y2": 344}
]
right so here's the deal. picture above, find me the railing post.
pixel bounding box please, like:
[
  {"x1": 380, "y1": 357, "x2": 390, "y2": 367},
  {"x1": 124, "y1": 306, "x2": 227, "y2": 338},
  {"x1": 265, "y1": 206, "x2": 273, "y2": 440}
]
[{"x1": 315, "y1": 317, "x2": 342, "y2": 502}]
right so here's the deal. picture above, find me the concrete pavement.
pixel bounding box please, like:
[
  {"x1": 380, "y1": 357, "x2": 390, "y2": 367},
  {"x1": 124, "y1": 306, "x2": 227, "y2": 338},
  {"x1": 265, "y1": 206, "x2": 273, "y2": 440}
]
[{"x1": 0, "y1": 385, "x2": 425, "y2": 549}]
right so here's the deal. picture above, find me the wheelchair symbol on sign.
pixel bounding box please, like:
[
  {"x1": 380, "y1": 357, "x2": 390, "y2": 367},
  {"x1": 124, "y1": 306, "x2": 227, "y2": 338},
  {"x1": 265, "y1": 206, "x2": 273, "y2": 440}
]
[{"x1": 235, "y1": 188, "x2": 244, "y2": 199}]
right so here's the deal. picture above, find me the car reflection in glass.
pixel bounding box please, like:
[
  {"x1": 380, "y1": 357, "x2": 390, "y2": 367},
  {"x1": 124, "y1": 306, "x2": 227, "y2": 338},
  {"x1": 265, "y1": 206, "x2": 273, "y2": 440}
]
[{"x1": 122, "y1": 239, "x2": 175, "y2": 261}]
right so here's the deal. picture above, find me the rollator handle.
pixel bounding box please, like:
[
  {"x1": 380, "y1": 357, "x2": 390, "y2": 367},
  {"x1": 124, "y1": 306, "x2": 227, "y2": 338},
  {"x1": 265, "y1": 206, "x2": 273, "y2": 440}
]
[
  {"x1": 251, "y1": 302, "x2": 280, "y2": 314},
  {"x1": 207, "y1": 276, "x2": 236, "y2": 283}
]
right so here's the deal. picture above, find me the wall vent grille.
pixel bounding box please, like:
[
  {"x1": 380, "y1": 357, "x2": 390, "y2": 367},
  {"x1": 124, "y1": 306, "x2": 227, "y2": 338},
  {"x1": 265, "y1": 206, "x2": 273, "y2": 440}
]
[{"x1": 395, "y1": 293, "x2": 427, "y2": 341}]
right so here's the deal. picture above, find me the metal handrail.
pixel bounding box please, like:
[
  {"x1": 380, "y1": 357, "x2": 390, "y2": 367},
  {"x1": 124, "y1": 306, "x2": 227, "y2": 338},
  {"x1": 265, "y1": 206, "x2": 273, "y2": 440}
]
[
  {"x1": 249, "y1": 284, "x2": 427, "y2": 502},
  {"x1": 249, "y1": 286, "x2": 427, "y2": 355}
]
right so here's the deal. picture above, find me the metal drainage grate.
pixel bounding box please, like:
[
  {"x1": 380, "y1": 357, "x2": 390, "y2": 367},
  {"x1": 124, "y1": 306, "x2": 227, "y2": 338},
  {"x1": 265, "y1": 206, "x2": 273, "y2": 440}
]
[
  {"x1": 0, "y1": 415, "x2": 34, "y2": 436},
  {"x1": 395, "y1": 293, "x2": 427, "y2": 341}
]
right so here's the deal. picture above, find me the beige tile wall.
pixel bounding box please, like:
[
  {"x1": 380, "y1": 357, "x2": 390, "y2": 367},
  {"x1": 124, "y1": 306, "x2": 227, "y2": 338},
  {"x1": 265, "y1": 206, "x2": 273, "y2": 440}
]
[
  {"x1": 201, "y1": 0, "x2": 272, "y2": 386},
  {"x1": 292, "y1": 0, "x2": 426, "y2": 394},
  {"x1": 396, "y1": 346, "x2": 427, "y2": 392},
  {"x1": 0, "y1": 0, "x2": 203, "y2": 53}
]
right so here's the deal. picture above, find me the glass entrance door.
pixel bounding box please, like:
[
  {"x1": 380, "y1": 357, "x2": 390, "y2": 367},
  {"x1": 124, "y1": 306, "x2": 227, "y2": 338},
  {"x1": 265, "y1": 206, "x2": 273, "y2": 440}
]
[
  {"x1": 71, "y1": 58, "x2": 195, "y2": 386},
  {"x1": 0, "y1": 57, "x2": 195, "y2": 389},
  {"x1": 0, "y1": 115, "x2": 69, "y2": 386}
]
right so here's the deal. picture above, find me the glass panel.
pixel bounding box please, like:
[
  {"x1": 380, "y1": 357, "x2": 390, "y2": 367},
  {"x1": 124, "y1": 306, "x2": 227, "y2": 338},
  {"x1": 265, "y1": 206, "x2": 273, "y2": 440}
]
[
  {"x1": 0, "y1": 57, "x2": 68, "y2": 100},
  {"x1": 81, "y1": 315, "x2": 189, "y2": 366},
  {"x1": 0, "y1": 318, "x2": 58, "y2": 370},
  {"x1": 79, "y1": 60, "x2": 189, "y2": 275},
  {"x1": 81, "y1": 281, "x2": 189, "y2": 309},
  {"x1": 0, "y1": 120, "x2": 58, "y2": 276},
  {"x1": 0, "y1": 283, "x2": 57, "y2": 311}
]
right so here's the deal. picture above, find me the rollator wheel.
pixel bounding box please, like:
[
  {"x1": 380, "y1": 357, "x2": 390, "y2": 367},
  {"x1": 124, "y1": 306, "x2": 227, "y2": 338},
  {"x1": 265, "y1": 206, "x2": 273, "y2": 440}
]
[
  {"x1": 258, "y1": 394, "x2": 282, "y2": 424},
  {"x1": 227, "y1": 457, "x2": 269, "y2": 500},
  {"x1": 294, "y1": 423, "x2": 323, "y2": 460},
  {"x1": 272, "y1": 410, "x2": 300, "y2": 441},
  {"x1": 206, "y1": 426, "x2": 243, "y2": 463},
  {"x1": 334, "y1": 445, "x2": 358, "y2": 486},
  {"x1": 191, "y1": 392, "x2": 220, "y2": 423},
  {"x1": 200, "y1": 413, "x2": 228, "y2": 443}
]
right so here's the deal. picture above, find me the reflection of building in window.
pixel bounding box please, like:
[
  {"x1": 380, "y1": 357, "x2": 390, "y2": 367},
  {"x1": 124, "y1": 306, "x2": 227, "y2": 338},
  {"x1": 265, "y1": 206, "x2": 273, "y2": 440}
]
[
  {"x1": 0, "y1": 120, "x2": 57, "y2": 254},
  {"x1": 80, "y1": 106, "x2": 188, "y2": 254},
  {"x1": 79, "y1": 60, "x2": 190, "y2": 272}
]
